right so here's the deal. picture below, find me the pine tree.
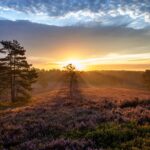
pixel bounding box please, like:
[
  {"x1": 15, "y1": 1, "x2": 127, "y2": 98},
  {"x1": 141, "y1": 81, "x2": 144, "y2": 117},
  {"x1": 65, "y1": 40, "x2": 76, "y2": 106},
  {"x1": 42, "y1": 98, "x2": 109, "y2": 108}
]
[
  {"x1": 64, "y1": 64, "x2": 76, "y2": 98},
  {"x1": 0, "y1": 44, "x2": 9, "y2": 93},
  {"x1": 0, "y1": 40, "x2": 38, "y2": 102}
]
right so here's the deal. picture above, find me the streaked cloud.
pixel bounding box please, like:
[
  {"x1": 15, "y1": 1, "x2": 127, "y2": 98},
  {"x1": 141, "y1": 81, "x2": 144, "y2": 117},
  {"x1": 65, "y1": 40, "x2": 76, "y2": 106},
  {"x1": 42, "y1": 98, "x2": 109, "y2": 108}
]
[
  {"x1": 57, "y1": 52, "x2": 150, "y2": 65},
  {"x1": 29, "y1": 52, "x2": 150, "y2": 70},
  {"x1": 78, "y1": 52, "x2": 150, "y2": 65},
  {"x1": 0, "y1": 20, "x2": 150, "y2": 60}
]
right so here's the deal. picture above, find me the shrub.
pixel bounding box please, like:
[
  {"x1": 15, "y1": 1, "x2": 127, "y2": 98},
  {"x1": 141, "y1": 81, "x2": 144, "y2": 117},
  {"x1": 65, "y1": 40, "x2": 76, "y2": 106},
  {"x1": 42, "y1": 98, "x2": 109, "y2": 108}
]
[{"x1": 120, "y1": 98, "x2": 150, "y2": 108}]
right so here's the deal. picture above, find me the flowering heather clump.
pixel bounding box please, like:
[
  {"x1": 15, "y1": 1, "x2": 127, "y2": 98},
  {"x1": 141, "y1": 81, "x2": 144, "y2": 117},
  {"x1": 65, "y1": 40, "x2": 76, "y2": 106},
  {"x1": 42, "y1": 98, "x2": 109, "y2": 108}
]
[
  {"x1": 13, "y1": 138, "x2": 94, "y2": 150},
  {"x1": 0, "y1": 86, "x2": 150, "y2": 149},
  {"x1": 120, "y1": 98, "x2": 150, "y2": 108}
]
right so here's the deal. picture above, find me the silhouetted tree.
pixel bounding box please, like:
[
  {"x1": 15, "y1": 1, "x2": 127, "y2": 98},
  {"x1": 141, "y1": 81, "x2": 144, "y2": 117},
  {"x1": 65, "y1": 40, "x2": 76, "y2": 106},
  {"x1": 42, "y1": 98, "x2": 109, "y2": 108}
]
[
  {"x1": 0, "y1": 40, "x2": 38, "y2": 102},
  {"x1": 64, "y1": 64, "x2": 76, "y2": 98},
  {"x1": 143, "y1": 70, "x2": 150, "y2": 89},
  {"x1": 0, "y1": 43, "x2": 10, "y2": 94}
]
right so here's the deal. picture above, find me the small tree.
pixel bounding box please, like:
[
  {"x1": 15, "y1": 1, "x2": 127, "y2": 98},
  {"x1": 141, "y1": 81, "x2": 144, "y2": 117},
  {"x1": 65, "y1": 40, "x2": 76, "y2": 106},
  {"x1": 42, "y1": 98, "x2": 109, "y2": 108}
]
[
  {"x1": 64, "y1": 64, "x2": 76, "y2": 98},
  {"x1": 0, "y1": 40, "x2": 38, "y2": 102},
  {"x1": 143, "y1": 70, "x2": 150, "y2": 90}
]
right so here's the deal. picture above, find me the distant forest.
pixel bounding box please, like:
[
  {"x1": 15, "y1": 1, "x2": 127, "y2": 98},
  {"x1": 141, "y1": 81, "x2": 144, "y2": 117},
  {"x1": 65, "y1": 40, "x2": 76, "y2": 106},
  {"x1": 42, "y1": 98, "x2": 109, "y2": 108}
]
[
  {"x1": 0, "y1": 41, "x2": 150, "y2": 102},
  {"x1": 36, "y1": 69, "x2": 150, "y2": 91}
]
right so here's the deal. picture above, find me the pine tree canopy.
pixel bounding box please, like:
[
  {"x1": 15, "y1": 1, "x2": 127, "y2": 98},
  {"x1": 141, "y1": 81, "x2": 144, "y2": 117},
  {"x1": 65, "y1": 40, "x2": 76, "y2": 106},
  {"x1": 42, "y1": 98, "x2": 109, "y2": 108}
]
[{"x1": 0, "y1": 40, "x2": 38, "y2": 102}]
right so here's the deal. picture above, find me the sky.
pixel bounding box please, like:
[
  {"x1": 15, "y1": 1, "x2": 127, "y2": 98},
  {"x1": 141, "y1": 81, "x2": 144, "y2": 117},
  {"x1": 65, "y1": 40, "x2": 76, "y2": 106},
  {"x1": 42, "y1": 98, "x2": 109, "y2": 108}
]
[{"x1": 0, "y1": 0, "x2": 150, "y2": 70}]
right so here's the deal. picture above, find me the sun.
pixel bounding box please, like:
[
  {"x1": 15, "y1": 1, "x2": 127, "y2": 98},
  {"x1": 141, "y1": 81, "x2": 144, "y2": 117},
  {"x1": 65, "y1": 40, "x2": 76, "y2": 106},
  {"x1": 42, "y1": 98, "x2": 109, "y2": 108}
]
[{"x1": 61, "y1": 60, "x2": 85, "y2": 70}]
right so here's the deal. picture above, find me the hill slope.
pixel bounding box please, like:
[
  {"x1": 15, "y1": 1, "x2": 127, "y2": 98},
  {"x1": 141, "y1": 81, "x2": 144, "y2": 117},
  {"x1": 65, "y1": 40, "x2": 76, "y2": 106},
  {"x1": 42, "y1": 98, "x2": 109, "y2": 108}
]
[{"x1": 0, "y1": 80, "x2": 150, "y2": 149}]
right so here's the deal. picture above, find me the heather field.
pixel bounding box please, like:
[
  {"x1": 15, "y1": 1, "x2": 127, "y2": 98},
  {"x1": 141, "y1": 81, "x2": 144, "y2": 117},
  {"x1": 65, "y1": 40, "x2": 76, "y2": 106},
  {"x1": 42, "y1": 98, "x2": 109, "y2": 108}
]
[
  {"x1": 0, "y1": 77, "x2": 150, "y2": 150},
  {"x1": 1, "y1": 1, "x2": 150, "y2": 149}
]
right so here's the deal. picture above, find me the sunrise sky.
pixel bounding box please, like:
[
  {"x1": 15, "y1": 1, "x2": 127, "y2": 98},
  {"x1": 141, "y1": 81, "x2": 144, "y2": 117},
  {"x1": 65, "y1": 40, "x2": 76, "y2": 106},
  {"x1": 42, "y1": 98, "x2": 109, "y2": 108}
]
[{"x1": 0, "y1": 0, "x2": 150, "y2": 70}]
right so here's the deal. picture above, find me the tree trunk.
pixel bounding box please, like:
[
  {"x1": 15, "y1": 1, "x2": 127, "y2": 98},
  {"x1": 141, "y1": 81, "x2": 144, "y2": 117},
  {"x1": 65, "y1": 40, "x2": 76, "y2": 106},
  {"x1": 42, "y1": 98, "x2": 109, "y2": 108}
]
[
  {"x1": 70, "y1": 75, "x2": 72, "y2": 99},
  {"x1": 10, "y1": 55, "x2": 16, "y2": 102},
  {"x1": 11, "y1": 73, "x2": 15, "y2": 102}
]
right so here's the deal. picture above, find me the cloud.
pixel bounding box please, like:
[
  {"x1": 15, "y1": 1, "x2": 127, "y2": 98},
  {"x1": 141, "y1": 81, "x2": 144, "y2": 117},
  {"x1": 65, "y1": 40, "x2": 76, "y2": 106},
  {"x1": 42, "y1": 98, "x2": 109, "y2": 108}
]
[
  {"x1": 27, "y1": 56, "x2": 59, "y2": 69},
  {"x1": 0, "y1": 20, "x2": 150, "y2": 58},
  {"x1": 0, "y1": 20, "x2": 150, "y2": 70},
  {"x1": 0, "y1": 0, "x2": 150, "y2": 29},
  {"x1": 76, "y1": 52, "x2": 150, "y2": 65},
  {"x1": 29, "y1": 52, "x2": 150, "y2": 70}
]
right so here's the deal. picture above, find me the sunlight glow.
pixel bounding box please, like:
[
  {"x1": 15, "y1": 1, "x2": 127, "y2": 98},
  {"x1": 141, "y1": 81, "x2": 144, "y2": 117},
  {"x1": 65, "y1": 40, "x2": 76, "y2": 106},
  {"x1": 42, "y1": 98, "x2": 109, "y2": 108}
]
[
  {"x1": 60, "y1": 59, "x2": 85, "y2": 71},
  {"x1": 28, "y1": 52, "x2": 150, "y2": 71}
]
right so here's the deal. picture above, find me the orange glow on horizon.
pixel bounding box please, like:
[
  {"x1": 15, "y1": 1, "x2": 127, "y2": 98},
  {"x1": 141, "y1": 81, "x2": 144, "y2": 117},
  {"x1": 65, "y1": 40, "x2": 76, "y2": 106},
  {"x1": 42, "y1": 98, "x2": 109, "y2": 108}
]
[
  {"x1": 28, "y1": 52, "x2": 150, "y2": 71},
  {"x1": 59, "y1": 59, "x2": 86, "y2": 71}
]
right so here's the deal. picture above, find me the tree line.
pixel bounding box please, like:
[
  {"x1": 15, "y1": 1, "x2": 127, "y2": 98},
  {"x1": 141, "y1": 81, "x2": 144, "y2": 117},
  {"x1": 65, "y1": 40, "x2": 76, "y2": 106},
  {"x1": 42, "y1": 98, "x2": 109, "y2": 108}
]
[
  {"x1": 0, "y1": 40, "x2": 150, "y2": 102},
  {"x1": 143, "y1": 70, "x2": 150, "y2": 89},
  {"x1": 0, "y1": 40, "x2": 38, "y2": 102}
]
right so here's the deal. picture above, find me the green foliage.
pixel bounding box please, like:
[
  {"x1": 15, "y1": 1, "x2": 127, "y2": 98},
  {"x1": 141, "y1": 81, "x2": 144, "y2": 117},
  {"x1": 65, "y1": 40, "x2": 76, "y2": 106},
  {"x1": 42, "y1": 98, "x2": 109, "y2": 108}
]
[
  {"x1": 85, "y1": 124, "x2": 136, "y2": 148},
  {"x1": 120, "y1": 98, "x2": 150, "y2": 108},
  {"x1": 121, "y1": 138, "x2": 150, "y2": 150},
  {"x1": 63, "y1": 122, "x2": 150, "y2": 149},
  {"x1": 0, "y1": 40, "x2": 38, "y2": 102},
  {"x1": 0, "y1": 61, "x2": 9, "y2": 93}
]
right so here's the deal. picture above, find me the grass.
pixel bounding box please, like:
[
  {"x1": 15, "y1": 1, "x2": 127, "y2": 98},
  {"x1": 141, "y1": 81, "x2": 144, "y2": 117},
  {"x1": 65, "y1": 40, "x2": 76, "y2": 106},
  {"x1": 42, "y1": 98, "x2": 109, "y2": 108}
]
[
  {"x1": 0, "y1": 100, "x2": 29, "y2": 111},
  {"x1": 0, "y1": 86, "x2": 149, "y2": 149},
  {"x1": 0, "y1": 121, "x2": 149, "y2": 149},
  {"x1": 64, "y1": 122, "x2": 150, "y2": 149}
]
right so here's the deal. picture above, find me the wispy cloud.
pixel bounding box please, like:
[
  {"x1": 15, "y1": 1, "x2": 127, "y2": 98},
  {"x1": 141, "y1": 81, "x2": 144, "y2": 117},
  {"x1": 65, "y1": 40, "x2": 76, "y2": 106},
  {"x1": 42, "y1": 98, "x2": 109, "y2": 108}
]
[
  {"x1": 57, "y1": 52, "x2": 150, "y2": 65},
  {"x1": 0, "y1": 0, "x2": 150, "y2": 29},
  {"x1": 29, "y1": 52, "x2": 150, "y2": 70}
]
